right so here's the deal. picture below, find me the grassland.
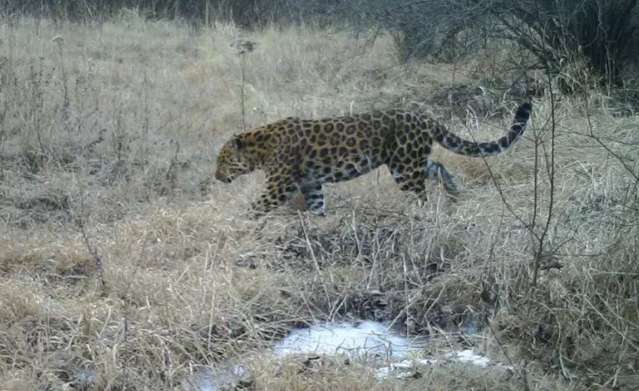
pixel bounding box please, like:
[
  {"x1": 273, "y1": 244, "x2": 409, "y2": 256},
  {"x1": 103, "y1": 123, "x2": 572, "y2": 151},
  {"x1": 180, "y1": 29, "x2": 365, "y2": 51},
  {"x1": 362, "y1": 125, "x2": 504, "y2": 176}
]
[{"x1": 0, "y1": 12, "x2": 638, "y2": 390}]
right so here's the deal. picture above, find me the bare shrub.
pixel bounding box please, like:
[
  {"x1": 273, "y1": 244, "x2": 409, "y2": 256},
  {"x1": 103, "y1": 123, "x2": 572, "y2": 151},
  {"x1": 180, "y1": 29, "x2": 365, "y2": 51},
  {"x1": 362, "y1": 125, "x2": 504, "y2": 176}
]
[{"x1": 479, "y1": 0, "x2": 639, "y2": 87}]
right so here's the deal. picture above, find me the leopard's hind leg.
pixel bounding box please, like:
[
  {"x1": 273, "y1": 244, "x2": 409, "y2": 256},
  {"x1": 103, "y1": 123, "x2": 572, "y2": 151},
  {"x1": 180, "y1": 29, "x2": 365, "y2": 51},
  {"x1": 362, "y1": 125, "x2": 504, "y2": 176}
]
[
  {"x1": 389, "y1": 159, "x2": 460, "y2": 202},
  {"x1": 424, "y1": 159, "x2": 460, "y2": 197},
  {"x1": 389, "y1": 160, "x2": 428, "y2": 201}
]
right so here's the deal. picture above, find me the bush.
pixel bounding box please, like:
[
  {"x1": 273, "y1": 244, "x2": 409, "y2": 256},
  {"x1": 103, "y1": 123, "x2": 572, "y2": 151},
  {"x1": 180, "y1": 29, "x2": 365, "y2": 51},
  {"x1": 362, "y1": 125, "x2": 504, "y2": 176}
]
[
  {"x1": 355, "y1": 0, "x2": 489, "y2": 62},
  {"x1": 484, "y1": 0, "x2": 639, "y2": 86},
  {"x1": 358, "y1": 0, "x2": 639, "y2": 83}
]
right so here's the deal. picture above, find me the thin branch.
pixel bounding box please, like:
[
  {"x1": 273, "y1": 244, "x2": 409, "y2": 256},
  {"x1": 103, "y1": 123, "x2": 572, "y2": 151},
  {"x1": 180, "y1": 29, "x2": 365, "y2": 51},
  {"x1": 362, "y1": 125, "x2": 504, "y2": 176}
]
[
  {"x1": 532, "y1": 69, "x2": 557, "y2": 287},
  {"x1": 67, "y1": 201, "x2": 106, "y2": 292}
]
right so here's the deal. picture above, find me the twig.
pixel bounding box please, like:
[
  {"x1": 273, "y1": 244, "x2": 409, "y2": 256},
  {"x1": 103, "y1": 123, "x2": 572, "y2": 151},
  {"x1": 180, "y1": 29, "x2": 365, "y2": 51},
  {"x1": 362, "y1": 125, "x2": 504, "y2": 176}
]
[
  {"x1": 52, "y1": 36, "x2": 70, "y2": 126},
  {"x1": 240, "y1": 53, "x2": 247, "y2": 132},
  {"x1": 234, "y1": 40, "x2": 255, "y2": 132},
  {"x1": 532, "y1": 69, "x2": 557, "y2": 287},
  {"x1": 465, "y1": 106, "x2": 539, "y2": 242},
  {"x1": 67, "y1": 201, "x2": 106, "y2": 291},
  {"x1": 298, "y1": 213, "x2": 331, "y2": 311},
  {"x1": 486, "y1": 320, "x2": 531, "y2": 391}
]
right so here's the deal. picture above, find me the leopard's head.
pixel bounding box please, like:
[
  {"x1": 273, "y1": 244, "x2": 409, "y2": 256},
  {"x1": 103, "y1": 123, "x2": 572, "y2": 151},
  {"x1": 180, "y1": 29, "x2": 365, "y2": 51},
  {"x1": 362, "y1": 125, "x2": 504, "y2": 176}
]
[{"x1": 215, "y1": 136, "x2": 254, "y2": 183}]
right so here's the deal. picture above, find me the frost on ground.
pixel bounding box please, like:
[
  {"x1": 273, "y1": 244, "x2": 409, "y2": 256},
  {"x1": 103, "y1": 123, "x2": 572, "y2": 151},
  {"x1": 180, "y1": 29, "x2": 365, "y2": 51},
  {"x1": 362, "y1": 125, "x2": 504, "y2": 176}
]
[
  {"x1": 182, "y1": 365, "x2": 251, "y2": 391},
  {"x1": 375, "y1": 349, "x2": 512, "y2": 380},
  {"x1": 273, "y1": 320, "x2": 427, "y2": 360},
  {"x1": 273, "y1": 321, "x2": 508, "y2": 381},
  {"x1": 184, "y1": 321, "x2": 507, "y2": 390}
]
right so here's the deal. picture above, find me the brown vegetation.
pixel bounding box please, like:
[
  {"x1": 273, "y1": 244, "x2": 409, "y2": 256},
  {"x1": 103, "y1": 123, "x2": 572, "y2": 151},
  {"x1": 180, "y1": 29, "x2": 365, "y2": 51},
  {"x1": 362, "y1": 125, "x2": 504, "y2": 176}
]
[{"x1": 0, "y1": 12, "x2": 637, "y2": 390}]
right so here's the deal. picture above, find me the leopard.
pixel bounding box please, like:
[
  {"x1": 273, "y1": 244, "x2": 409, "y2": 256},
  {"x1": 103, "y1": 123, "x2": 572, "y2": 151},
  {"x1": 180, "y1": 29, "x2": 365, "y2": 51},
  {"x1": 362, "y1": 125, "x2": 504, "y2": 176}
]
[{"x1": 215, "y1": 102, "x2": 531, "y2": 216}]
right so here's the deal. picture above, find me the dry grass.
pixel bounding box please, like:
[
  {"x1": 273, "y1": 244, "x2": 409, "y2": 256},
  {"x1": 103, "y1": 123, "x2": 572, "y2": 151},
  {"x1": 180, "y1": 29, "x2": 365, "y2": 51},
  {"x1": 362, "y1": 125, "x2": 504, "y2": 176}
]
[{"x1": 1, "y1": 13, "x2": 638, "y2": 391}]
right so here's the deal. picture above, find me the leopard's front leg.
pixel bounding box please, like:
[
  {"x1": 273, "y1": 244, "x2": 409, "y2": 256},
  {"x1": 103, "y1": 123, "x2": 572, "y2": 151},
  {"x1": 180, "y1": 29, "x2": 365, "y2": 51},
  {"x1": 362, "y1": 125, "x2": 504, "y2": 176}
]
[
  {"x1": 250, "y1": 170, "x2": 298, "y2": 217},
  {"x1": 300, "y1": 182, "x2": 326, "y2": 216}
]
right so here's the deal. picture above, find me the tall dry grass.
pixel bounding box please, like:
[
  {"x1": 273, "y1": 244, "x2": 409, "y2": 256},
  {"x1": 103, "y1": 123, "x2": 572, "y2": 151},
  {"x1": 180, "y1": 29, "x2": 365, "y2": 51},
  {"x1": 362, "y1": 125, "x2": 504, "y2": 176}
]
[{"x1": 0, "y1": 12, "x2": 637, "y2": 390}]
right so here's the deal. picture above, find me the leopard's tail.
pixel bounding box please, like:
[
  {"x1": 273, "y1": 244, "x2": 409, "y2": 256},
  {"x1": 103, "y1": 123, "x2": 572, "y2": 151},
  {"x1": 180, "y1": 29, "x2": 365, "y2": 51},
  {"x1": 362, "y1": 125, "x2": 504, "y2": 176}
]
[{"x1": 432, "y1": 102, "x2": 532, "y2": 157}]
